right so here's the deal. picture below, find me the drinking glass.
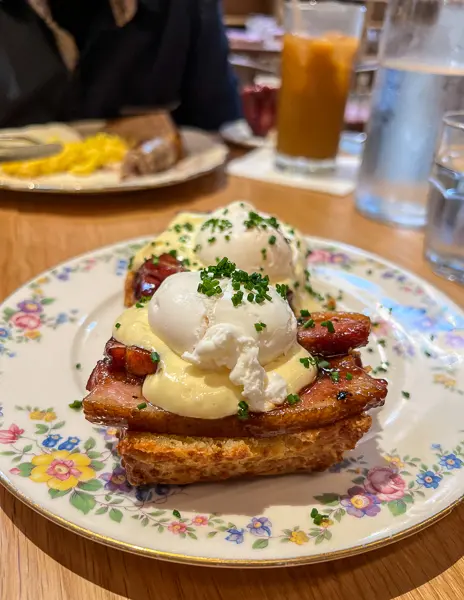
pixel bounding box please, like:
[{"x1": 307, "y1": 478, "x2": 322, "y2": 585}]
[
  {"x1": 275, "y1": 1, "x2": 364, "y2": 174},
  {"x1": 425, "y1": 111, "x2": 464, "y2": 283}
]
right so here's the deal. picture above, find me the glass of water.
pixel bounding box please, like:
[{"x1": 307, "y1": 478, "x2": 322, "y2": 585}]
[{"x1": 424, "y1": 111, "x2": 464, "y2": 283}]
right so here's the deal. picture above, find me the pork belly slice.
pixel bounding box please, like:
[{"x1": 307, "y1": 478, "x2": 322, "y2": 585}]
[
  {"x1": 125, "y1": 253, "x2": 185, "y2": 306},
  {"x1": 83, "y1": 354, "x2": 386, "y2": 437},
  {"x1": 297, "y1": 312, "x2": 371, "y2": 357}
]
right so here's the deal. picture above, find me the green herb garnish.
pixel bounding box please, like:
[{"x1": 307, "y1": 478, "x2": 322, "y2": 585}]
[
  {"x1": 345, "y1": 372, "x2": 353, "y2": 381},
  {"x1": 168, "y1": 249, "x2": 177, "y2": 258},
  {"x1": 254, "y1": 322, "x2": 266, "y2": 332},
  {"x1": 115, "y1": 323, "x2": 121, "y2": 329},
  {"x1": 287, "y1": 394, "x2": 300, "y2": 405},
  {"x1": 402, "y1": 391, "x2": 410, "y2": 399},
  {"x1": 237, "y1": 400, "x2": 249, "y2": 420},
  {"x1": 69, "y1": 400, "x2": 83, "y2": 410},
  {"x1": 320, "y1": 320, "x2": 335, "y2": 333},
  {"x1": 201, "y1": 218, "x2": 233, "y2": 234},
  {"x1": 303, "y1": 319, "x2": 315, "y2": 329},
  {"x1": 316, "y1": 359, "x2": 330, "y2": 370},
  {"x1": 275, "y1": 283, "x2": 289, "y2": 300},
  {"x1": 137, "y1": 402, "x2": 147, "y2": 410},
  {"x1": 208, "y1": 237, "x2": 216, "y2": 244},
  {"x1": 75, "y1": 363, "x2": 81, "y2": 370},
  {"x1": 151, "y1": 352, "x2": 160, "y2": 363},
  {"x1": 268, "y1": 235, "x2": 276, "y2": 245},
  {"x1": 330, "y1": 371, "x2": 340, "y2": 383},
  {"x1": 244, "y1": 211, "x2": 279, "y2": 231},
  {"x1": 300, "y1": 309, "x2": 310, "y2": 317},
  {"x1": 128, "y1": 256, "x2": 134, "y2": 270}
]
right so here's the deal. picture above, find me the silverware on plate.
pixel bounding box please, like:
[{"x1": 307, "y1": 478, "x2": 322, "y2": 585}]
[{"x1": 0, "y1": 135, "x2": 62, "y2": 162}]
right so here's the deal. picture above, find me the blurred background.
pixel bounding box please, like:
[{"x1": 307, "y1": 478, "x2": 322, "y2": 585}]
[{"x1": 224, "y1": 0, "x2": 385, "y2": 133}]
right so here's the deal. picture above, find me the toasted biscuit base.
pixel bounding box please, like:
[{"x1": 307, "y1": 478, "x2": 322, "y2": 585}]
[{"x1": 119, "y1": 413, "x2": 371, "y2": 485}]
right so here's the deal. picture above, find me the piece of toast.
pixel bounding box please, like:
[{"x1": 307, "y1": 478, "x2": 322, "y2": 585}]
[{"x1": 119, "y1": 413, "x2": 372, "y2": 485}]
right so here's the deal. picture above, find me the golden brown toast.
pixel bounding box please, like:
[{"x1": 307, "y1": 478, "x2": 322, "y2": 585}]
[{"x1": 119, "y1": 413, "x2": 372, "y2": 485}]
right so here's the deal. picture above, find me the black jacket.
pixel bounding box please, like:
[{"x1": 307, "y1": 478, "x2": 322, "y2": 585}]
[{"x1": 0, "y1": 0, "x2": 242, "y2": 129}]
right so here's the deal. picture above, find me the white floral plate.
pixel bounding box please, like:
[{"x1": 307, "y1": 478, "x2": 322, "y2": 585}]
[
  {"x1": 0, "y1": 237, "x2": 463, "y2": 567},
  {"x1": 0, "y1": 126, "x2": 227, "y2": 194}
]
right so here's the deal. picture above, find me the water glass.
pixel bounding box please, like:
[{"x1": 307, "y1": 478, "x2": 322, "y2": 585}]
[{"x1": 425, "y1": 112, "x2": 464, "y2": 284}]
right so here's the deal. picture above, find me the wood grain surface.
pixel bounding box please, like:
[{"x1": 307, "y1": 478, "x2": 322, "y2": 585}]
[{"x1": 0, "y1": 170, "x2": 463, "y2": 600}]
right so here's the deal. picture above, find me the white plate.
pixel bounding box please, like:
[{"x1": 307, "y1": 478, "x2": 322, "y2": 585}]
[
  {"x1": 220, "y1": 120, "x2": 275, "y2": 149},
  {"x1": 220, "y1": 119, "x2": 365, "y2": 156},
  {"x1": 0, "y1": 126, "x2": 227, "y2": 194},
  {"x1": 0, "y1": 237, "x2": 463, "y2": 567}
]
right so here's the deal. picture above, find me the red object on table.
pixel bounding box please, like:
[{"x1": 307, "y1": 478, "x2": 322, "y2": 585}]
[{"x1": 241, "y1": 84, "x2": 278, "y2": 137}]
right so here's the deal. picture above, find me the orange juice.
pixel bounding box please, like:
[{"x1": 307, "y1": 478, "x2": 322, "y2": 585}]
[{"x1": 276, "y1": 32, "x2": 359, "y2": 161}]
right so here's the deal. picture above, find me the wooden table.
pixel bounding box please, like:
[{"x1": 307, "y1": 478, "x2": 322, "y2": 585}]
[{"x1": 0, "y1": 172, "x2": 463, "y2": 600}]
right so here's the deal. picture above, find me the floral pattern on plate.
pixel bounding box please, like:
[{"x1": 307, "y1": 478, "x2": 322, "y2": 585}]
[{"x1": 0, "y1": 236, "x2": 462, "y2": 565}]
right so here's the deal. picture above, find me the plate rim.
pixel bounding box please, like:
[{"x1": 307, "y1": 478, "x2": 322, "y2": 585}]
[
  {"x1": 0, "y1": 234, "x2": 463, "y2": 567},
  {"x1": 0, "y1": 128, "x2": 228, "y2": 194}
]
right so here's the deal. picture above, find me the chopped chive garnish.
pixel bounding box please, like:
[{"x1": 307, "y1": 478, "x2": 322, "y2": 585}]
[
  {"x1": 300, "y1": 357, "x2": 315, "y2": 369},
  {"x1": 402, "y1": 391, "x2": 410, "y2": 399},
  {"x1": 151, "y1": 255, "x2": 159, "y2": 265},
  {"x1": 268, "y1": 235, "x2": 276, "y2": 245},
  {"x1": 135, "y1": 302, "x2": 144, "y2": 308},
  {"x1": 237, "y1": 400, "x2": 249, "y2": 420},
  {"x1": 330, "y1": 371, "x2": 340, "y2": 383},
  {"x1": 168, "y1": 249, "x2": 177, "y2": 258},
  {"x1": 320, "y1": 320, "x2": 335, "y2": 333},
  {"x1": 244, "y1": 211, "x2": 279, "y2": 231},
  {"x1": 378, "y1": 339, "x2": 386, "y2": 347},
  {"x1": 345, "y1": 372, "x2": 353, "y2": 380},
  {"x1": 137, "y1": 402, "x2": 147, "y2": 410},
  {"x1": 208, "y1": 237, "x2": 216, "y2": 244},
  {"x1": 128, "y1": 256, "x2": 134, "y2": 270},
  {"x1": 275, "y1": 283, "x2": 289, "y2": 300},
  {"x1": 261, "y1": 248, "x2": 267, "y2": 260},
  {"x1": 201, "y1": 218, "x2": 233, "y2": 233},
  {"x1": 194, "y1": 244, "x2": 202, "y2": 252},
  {"x1": 303, "y1": 319, "x2": 315, "y2": 329},
  {"x1": 225, "y1": 235, "x2": 230, "y2": 241},
  {"x1": 115, "y1": 323, "x2": 121, "y2": 329},
  {"x1": 151, "y1": 351, "x2": 160, "y2": 363},
  {"x1": 300, "y1": 309, "x2": 310, "y2": 317},
  {"x1": 254, "y1": 322, "x2": 266, "y2": 332},
  {"x1": 287, "y1": 394, "x2": 300, "y2": 405},
  {"x1": 317, "y1": 359, "x2": 330, "y2": 369},
  {"x1": 69, "y1": 400, "x2": 83, "y2": 410},
  {"x1": 75, "y1": 363, "x2": 81, "y2": 370}
]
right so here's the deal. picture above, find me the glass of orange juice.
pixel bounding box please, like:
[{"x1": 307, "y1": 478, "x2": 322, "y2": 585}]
[{"x1": 276, "y1": 2, "x2": 365, "y2": 173}]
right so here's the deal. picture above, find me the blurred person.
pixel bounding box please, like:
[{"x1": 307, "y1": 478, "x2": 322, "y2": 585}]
[{"x1": 0, "y1": 0, "x2": 242, "y2": 129}]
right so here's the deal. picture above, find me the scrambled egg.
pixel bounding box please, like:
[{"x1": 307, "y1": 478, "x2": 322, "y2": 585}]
[{"x1": 1, "y1": 133, "x2": 128, "y2": 178}]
